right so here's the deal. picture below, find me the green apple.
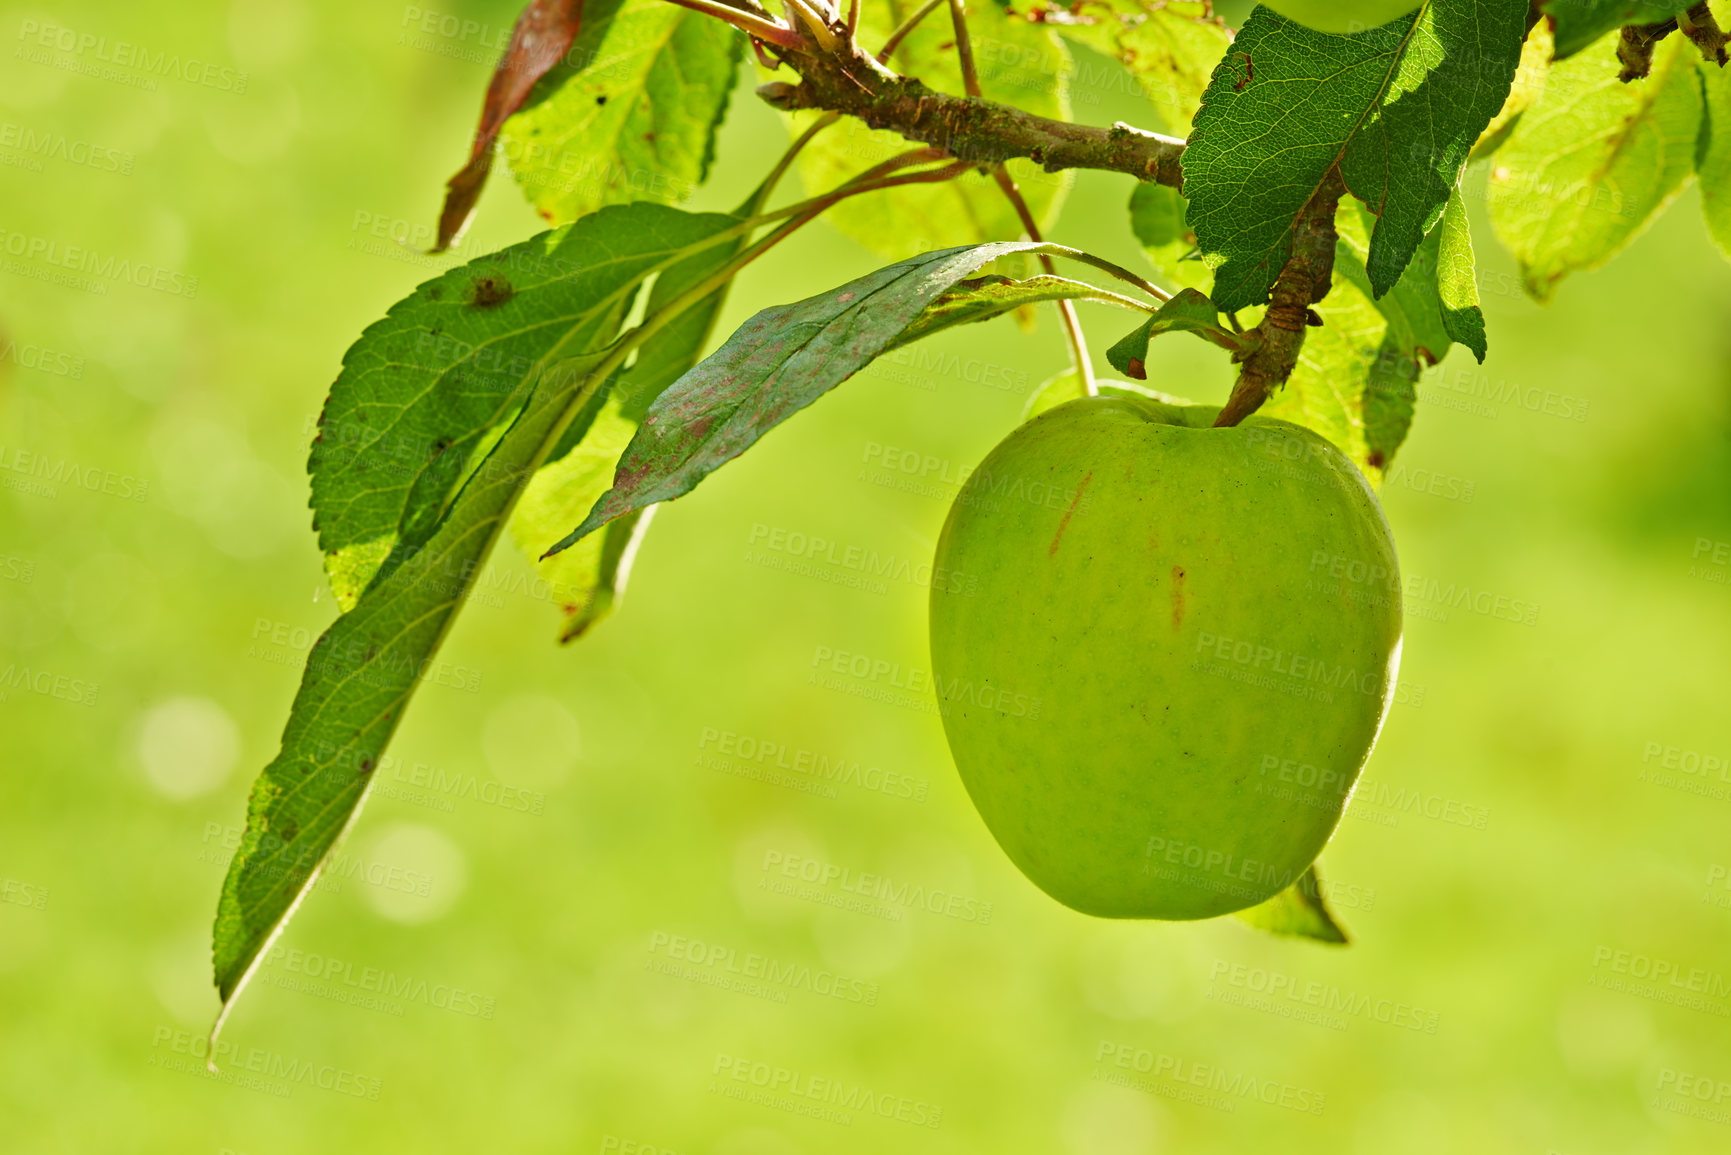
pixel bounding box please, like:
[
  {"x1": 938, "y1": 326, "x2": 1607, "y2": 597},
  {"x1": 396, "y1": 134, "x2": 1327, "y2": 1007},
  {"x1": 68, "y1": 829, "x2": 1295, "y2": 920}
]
[
  {"x1": 1259, "y1": 0, "x2": 1422, "y2": 34},
  {"x1": 928, "y1": 396, "x2": 1402, "y2": 920}
]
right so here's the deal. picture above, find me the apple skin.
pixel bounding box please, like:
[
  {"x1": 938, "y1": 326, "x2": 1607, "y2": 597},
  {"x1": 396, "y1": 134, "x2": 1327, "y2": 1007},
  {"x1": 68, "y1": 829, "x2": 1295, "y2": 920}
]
[
  {"x1": 928, "y1": 396, "x2": 1402, "y2": 920},
  {"x1": 1259, "y1": 0, "x2": 1422, "y2": 34}
]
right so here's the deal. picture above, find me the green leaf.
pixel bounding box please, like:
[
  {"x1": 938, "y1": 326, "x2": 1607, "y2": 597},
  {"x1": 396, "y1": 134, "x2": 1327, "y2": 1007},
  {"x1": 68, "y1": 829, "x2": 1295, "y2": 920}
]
[
  {"x1": 216, "y1": 350, "x2": 608, "y2": 1016},
  {"x1": 887, "y1": 274, "x2": 1147, "y2": 353},
  {"x1": 1434, "y1": 185, "x2": 1487, "y2": 359},
  {"x1": 1127, "y1": 182, "x2": 1211, "y2": 294},
  {"x1": 1183, "y1": 1, "x2": 1526, "y2": 310},
  {"x1": 309, "y1": 205, "x2": 738, "y2": 610},
  {"x1": 1487, "y1": 31, "x2": 1703, "y2": 302},
  {"x1": 1472, "y1": 17, "x2": 1554, "y2": 160},
  {"x1": 1334, "y1": 205, "x2": 1453, "y2": 359},
  {"x1": 1105, "y1": 288, "x2": 1246, "y2": 378},
  {"x1": 509, "y1": 388, "x2": 654, "y2": 641},
  {"x1": 1266, "y1": 200, "x2": 1469, "y2": 473},
  {"x1": 1021, "y1": 369, "x2": 1192, "y2": 421},
  {"x1": 1697, "y1": 55, "x2": 1731, "y2": 258},
  {"x1": 614, "y1": 211, "x2": 749, "y2": 420},
  {"x1": 550, "y1": 242, "x2": 1150, "y2": 552},
  {"x1": 1009, "y1": 0, "x2": 1230, "y2": 133},
  {"x1": 1541, "y1": 0, "x2": 1695, "y2": 60},
  {"x1": 782, "y1": 3, "x2": 1073, "y2": 261},
  {"x1": 214, "y1": 204, "x2": 739, "y2": 1023},
  {"x1": 500, "y1": 0, "x2": 741, "y2": 226},
  {"x1": 508, "y1": 209, "x2": 750, "y2": 640},
  {"x1": 1231, "y1": 865, "x2": 1350, "y2": 944}
]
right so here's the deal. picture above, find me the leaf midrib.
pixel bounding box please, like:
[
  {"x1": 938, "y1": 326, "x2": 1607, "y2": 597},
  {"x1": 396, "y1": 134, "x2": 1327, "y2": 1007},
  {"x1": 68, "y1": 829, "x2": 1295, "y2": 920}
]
[
  {"x1": 1211, "y1": 7, "x2": 1427, "y2": 302},
  {"x1": 224, "y1": 348, "x2": 617, "y2": 990},
  {"x1": 319, "y1": 228, "x2": 733, "y2": 581}
]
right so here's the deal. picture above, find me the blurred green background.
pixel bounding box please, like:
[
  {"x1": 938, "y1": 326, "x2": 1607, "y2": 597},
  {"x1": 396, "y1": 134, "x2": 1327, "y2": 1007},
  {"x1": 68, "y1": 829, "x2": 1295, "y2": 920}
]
[{"x1": 4, "y1": 2, "x2": 1731, "y2": 1152}]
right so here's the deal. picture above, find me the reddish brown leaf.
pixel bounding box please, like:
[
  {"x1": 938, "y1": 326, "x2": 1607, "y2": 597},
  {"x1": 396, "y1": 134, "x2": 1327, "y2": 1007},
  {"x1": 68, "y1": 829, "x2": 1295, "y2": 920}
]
[{"x1": 433, "y1": 0, "x2": 584, "y2": 252}]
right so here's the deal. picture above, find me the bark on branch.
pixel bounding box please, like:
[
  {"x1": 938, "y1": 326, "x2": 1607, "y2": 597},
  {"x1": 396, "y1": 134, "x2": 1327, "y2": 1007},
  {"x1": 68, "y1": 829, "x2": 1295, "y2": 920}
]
[
  {"x1": 755, "y1": 33, "x2": 1185, "y2": 187},
  {"x1": 1213, "y1": 170, "x2": 1344, "y2": 428},
  {"x1": 1618, "y1": 2, "x2": 1729, "y2": 81}
]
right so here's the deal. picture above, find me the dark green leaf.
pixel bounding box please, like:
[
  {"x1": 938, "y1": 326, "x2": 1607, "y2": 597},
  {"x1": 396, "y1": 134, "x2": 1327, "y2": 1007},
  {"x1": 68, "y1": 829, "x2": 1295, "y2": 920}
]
[
  {"x1": 215, "y1": 343, "x2": 610, "y2": 1017},
  {"x1": 500, "y1": 0, "x2": 741, "y2": 225},
  {"x1": 1184, "y1": 1, "x2": 1525, "y2": 310},
  {"x1": 1231, "y1": 865, "x2": 1350, "y2": 944},
  {"x1": 549, "y1": 242, "x2": 1150, "y2": 552},
  {"x1": 614, "y1": 212, "x2": 749, "y2": 420},
  {"x1": 214, "y1": 204, "x2": 740, "y2": 1025},
  {"x1": 1541, "y1": 0, "x2": 1694, "y2": 60},
  {"x1": 1487, "y1": 31, "x2": 1703, "y2": 301},
  {"x1": 1105, "y1": 288, "x2": 1246, "y2": 378},
  {"x1": 310, "y1": 205, "x2": 736, "y2": 610}
]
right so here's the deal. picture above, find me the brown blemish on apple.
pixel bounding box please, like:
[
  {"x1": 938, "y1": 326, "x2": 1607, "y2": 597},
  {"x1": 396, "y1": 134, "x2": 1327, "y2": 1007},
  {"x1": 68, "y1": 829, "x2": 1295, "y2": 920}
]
[
  {"x1": 1171, "y1": 565, "x2": 1185, "y2": 629},
  {"x1": 1048, "y1": 470, "x2": 1093, "y2": 556}
]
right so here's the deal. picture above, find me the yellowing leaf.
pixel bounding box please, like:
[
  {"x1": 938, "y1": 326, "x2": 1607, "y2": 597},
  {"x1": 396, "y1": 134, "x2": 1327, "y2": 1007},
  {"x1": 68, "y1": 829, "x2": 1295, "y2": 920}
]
[{"x1": 1487, "y1": 32, "x2": 1703, "y2": 301}]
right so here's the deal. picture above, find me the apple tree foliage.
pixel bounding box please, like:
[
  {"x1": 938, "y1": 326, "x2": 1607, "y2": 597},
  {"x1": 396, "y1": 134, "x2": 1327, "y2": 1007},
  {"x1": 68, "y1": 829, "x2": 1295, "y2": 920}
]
[{"x1": 207, "y1": 0, "x2": 1731, "y2": 1046}]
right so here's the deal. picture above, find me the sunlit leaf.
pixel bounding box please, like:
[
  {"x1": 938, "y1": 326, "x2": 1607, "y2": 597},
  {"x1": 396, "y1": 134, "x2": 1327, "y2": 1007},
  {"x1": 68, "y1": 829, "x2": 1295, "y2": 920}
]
[
  {"x1": 1487, "y1": 31, "x2": 1702, "y2": 301},
  {"x1": 500, "y1": 0, "x2": 741, "y2": 225},
  {"x1": 1009, "y1": 0, "x2": 1230, "y2": 133},
  {"x1": 311, "y1": 206, "x2": 739, "y2": 610},
  {"x1": 1434, "y1": 186, "x2": 1487, "y2": 359},
  {"x1": 1696, "y1": 53, "x2": 1731, "y2": 259},
  {"x1": 1232, "y1": 864, "x2": 1350, "y2": 944}
]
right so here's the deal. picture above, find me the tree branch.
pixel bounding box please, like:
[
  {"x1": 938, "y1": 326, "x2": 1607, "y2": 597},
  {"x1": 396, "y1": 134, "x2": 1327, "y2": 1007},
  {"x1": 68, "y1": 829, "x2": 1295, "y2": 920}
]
[
  {"x1": 1679, "y1": 1, "x2": 1730, "y2": 67},
  {"x1": 1617, "y1": 19, "x2": 1676, "y2": 81},
  {"x1": 1618, "y1": 1, "x2": 1728, "y2": 80},
  {"x1": 755, "y1": 33, "x2": 1185, "y2": 187},
  {"x1": 1213, "y1": 170, "x2": 1343, "y2": 428},
  {"x1": 992, "y1": 165, "x2": 1097, "y2": 395}
]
